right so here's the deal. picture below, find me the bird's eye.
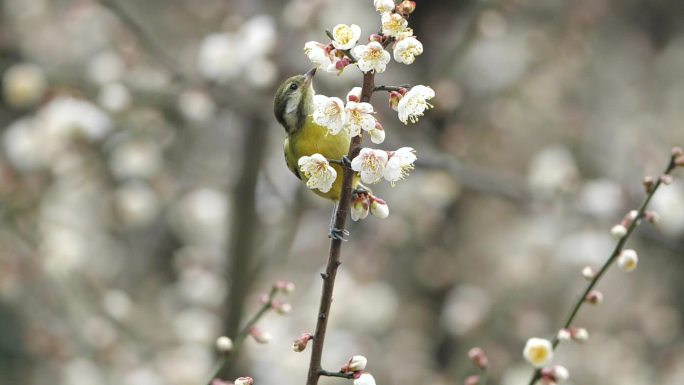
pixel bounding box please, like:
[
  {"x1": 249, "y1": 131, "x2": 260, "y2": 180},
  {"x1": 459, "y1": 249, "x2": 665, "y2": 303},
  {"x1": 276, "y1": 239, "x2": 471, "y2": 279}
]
[{"x1": 289, "y1": 83, "x2": 298, "y2": 91}]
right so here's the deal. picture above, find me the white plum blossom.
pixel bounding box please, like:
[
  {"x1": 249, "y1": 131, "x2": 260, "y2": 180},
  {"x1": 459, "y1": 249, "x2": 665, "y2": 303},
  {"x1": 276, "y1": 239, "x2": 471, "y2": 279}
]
[
  {"x1": 98, "y1": 82, "x2": 131, "y2": 112},
  {"x1": 523, "y1": 338, "x2": 553, "y2": 368},
  {"x1": 617, "y1": 249, "x2": 638, "y2": 272},
  {"x1": 351, "y1": 148, "x2": 388, "y2": 184},
  {"x1": 374, "y1": 0, "x2": 395, "y2": 13},
  {"x1": 313, "y1": 95, "x2": 347, "y2": 135},
  {"x1": 304, "y1": 41, "x2": 335, "y2": 71},
  {"x1": 381, "y1": 12, "x2": 412, "y2": 38},
  {"x1": 383, "y1": 147, "x2": 416, "y2": 185},
  {"x1": 331, "y1": 24, "x2": 361, "y2": 50},
  {"x1": 353, "y1": 373, "x2": 376, "y2": 385},
  {"x1": 353, "y1": 42, "x2": 391, "y2": 73},
  {"x1": 393, "y1": 36, "x2": 423, "y2": 65},
  {"x1": 369, "y1": 124, "x2": 385, "y2": 144},
  {"x1": 351, "y1": 196, "x2": 370, "y2": 221},
  {"x1": 298, "y1": 154, "x2": 337, "y2": 193},
  {"x1": 397, "y1": 85, "x2": 435, "y2": 124},
  {"x1": 345, "y1": 101, "x2": 375, "y2": 136},
  {"x1": 370, "y1": 199, "x2": 389, "y2": 218}
]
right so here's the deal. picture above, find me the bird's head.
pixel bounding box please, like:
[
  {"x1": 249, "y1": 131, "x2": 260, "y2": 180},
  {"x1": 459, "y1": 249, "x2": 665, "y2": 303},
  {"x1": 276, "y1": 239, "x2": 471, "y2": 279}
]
[{"x1": 273, "y1": 67, "x2": 316, "y2": 134}]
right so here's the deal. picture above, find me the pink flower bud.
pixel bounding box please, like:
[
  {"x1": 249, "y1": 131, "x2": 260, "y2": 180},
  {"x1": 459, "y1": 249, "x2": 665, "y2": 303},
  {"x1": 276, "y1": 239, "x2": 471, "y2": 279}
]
[
  {"x1": 292, "y1": 333, "x2": 313, "y2": 352},
  {"x1": 275, "y1": 280, "x2": 295, "y2": 293},
  {"x1": 211, "y1": 379, "x2": 232, "y2": 385},
  {"x1": 335, "y1": 57, "x2": 351, "y2": 71},
  {"x1": 644, "y1": 210, "x2": 660, "y2": 224},
  {"x1": 389, "y1": 91, "x2": 402, "y2": 111},
  {"x1": 643, "y1": 176, "x2": 655, "y2": 193},
  {"x1": 249, "y1": 327, "x2": 272, "y2": 344},
  {"x1": 369, "y1": 34, "x2": 384, "y2": 43},
  {"x1": 341, "y1": 355, "x2": 368, "y2": 373},
  {"x1": 660, "y1": 174, "x2": 674, "y2": 185},
  {"x1": 272, "y1": 300, "x2": 292, "y2": 315},
  {"x1": 467, "y1": 347, "x2": 489, "y2": 369},
  {"x1": 570, "y1": 327, "x2": 589, "y2": 342},
  {"x1": 557, "y1": 328, "x2": 571, "y2": 341},
  {"x1": 672, "y1": 147, "x2": 684, "y2": 157},
  {"x1": 541, "y1": 365, "x2": 569, "y2": 384},
  {"x1": 234, "y1": 377, "x2": 253, "y2": 385},
  {"x1": 464, "y1": 375, "x2": 480, "y2": 385},
  {"x1": 585, "y1": 290, "x2": 603, "y2": 305},
  {"x1": 259, "y1": 294, "x2": 271, "y2": 305}
]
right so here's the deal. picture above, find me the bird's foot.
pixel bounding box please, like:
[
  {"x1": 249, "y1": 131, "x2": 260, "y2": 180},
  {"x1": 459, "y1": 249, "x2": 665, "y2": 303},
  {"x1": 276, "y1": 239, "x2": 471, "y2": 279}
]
[{"x1": 328, "y1": 227, "x2": 350, "y2": 241}]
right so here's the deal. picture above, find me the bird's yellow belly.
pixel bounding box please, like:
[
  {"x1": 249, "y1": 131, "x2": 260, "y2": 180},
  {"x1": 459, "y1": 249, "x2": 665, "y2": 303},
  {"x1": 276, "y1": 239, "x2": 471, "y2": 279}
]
[{"x1": 286, "y1": 120, "x2": 356, "y2": 201}]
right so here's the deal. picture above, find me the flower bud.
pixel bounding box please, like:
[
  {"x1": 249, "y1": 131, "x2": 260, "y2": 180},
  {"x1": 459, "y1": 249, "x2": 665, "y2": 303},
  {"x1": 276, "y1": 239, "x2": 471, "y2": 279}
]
[
  {"x1": 342, "y1": 355, "x2": 368, "y2": 373},
  {"x1": 464, "y1": 375, "x2": 480, "y2": 385},
  {"x1": 557, "y1": 328, "x2": 571, "y2": 341},
  {"x1": 523, "y1": 338, "x2": 553, "y2": 368},
  {"x1": 581, "y1": 266, "x2": 597, "y2": 280},
  {"x1": 292, "y1": 332, "x2": 313, "y2": 352},
  {"x1": 370, "y1": 198, "x2": 389, "y2": 219},
  {"x1": 660, "y1": 174, "x2": 674, "y2": 185},
  {"x1": 369, "y1": 122, "x2": 385, "y2": 144},
  {"x1": 351, "y1": 194, "x2": 370, "y2": 221},
  {"x1": 234, "y1": 377, "x2": 253, "y2": 385},
  {"x1": 369, "y1": 34, "x2": 384, "y2": 43},
  {"x1": 335, "y1": 57, "x2": 351, "y2": 71},
  {"x1": 643, "y1": 176, "x2": 655, "y2": 193},
  {"x1": 672, "y1": 147, "x2": 684, "y2": 158},
  {"x1": 617, "y1": 249, "x2": 638, "y2": 272},
  {"x1": 570, "y1": 327, "x2": 589, "y2": 342},
  {"x1": 585, "y1": 290, "x2": 603, "y2": 305},
  {"x1": 275, "y1": 280, "x2": 295, "y2": 293},
  {"x1": 216, "y1": 336, "x2": 234, "y2": 353},
  {"x1": 676, "y1": 156, "x2": 684, "y2": 167},
  {"x1": 610, "y1": 224, "x2": 627, "y2": 239},
  {"x1": 467, "y1": 347, "x2": 489, "y2": 369},
  {"x1": 272, "y1": 300, "x2": 292, "y2": 315},
  {"x1": 347, "y1": 87, "x2": 362, "y2": 103},
  {"x1": 644, "y1": 210, "x2": 660, "y2": 224},
  {"x1": 249, "y1": 327, "x2": 272, "y2": 344},
  {"x1": 259, "y1": 294, "x2": 271, "y2": 305},
  {"x1": 541, "y1": 365, "x2": 569, "y2": 384},
  {"x1": 399, "y1": 0, "x2": 416, "y2": 14}
]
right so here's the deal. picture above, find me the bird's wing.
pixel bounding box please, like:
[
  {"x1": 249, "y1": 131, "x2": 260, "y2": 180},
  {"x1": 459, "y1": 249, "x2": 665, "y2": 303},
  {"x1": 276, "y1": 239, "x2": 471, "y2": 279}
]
[{"x1": 283, "y1": 138, "x2": 301, "y2": 180}]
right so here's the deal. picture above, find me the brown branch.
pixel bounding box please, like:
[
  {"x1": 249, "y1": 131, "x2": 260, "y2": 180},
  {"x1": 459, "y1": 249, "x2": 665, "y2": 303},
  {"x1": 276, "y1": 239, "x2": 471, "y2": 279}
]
[
  {"x1": 373, "y1": 84, "x2": 410, "y2": 92},
  {"x1": 305, "y1": 72, "x2": 374, "y2": 385}
]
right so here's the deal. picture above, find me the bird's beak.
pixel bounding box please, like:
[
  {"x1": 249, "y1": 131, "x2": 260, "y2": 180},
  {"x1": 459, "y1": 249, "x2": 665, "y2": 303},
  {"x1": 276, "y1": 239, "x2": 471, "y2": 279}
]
[{"x1": 303, "y1": 67, "x2": 317, "y2": 86}]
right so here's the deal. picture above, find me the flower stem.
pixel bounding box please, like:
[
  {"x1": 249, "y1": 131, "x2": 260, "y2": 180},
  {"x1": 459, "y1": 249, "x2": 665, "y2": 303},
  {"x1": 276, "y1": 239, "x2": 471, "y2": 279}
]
[
  {"x1": 206, "y1": 287, "x2": 277, "y2": 385},
  {"x1": 373, "y1": 85, "x2": 411, "y2": 92},
  {"x1": 319, "y1": 370, "x2": 355, "y2": 379},
  {"x1": 304, "y1": 71, "x2": 375, "y2": 385},
  {"x1": 526, "y1": 153, "x2": 678, "y2": 385}
]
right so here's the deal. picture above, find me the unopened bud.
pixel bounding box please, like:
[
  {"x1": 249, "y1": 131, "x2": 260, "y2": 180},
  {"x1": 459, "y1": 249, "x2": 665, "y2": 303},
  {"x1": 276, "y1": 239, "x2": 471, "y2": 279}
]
[
  {"x1": 581, "y1": 266, "x2": 597, "y2": 280},
  {"x1": 585, "y1": 290, "x2": 603, "y2": 305},
  {"x1": 571, "y1": 327, "x2": 589, "y2": 342},
  {"x1": 341, "y1": 355, "x2": 368, "y2": 373},
  {"x1": 672, "y1": 146, "x2": 684, "y2": 158},
  {"x1": 234, "y1": 377, "x2": 253, "y2": 385},
  {"x1": 347, "y1": 87, "x2": 362, "y2": 103},
  {"x1": 259, "y1": 294, "x2": 271, "y2": 305},
  {"x1": 369, "y1": 122, "x2": 385, "y2": 144},
  {"x1": 557, "y1": 328, "x2": 571, "y2": 341},
  {"x1": 644, "y1": 210, "x2": 660, "y2": 224},
  {"x1": 643, "y1": 176, "x2": 655, "y2": 193},
  {"x1": 610, "y1": 224, "x2": 627, "y2": 239},
  {"x1": 272, "y1": 300, "x2": 292, "y2": 315},
  {"x1": 275, "y1": 280, "x2": 295, "y2": 293},
  {"x1": 389, "y1": 91, "x2": 402, "y2": 111},
  {"x1": 369, "y1": 198, "x2": 389, "y2": 219},
  {"x1": 676, "y1": 156, "x2": 684, "y2": 167},
  {"x1": 369, "y1": 34, "x2": 384, "y2": 43},
  {"x1": 216, "y1": 336, "x2": 234, "y2": 353},
  {"x1": 249, "y1": 327, "x2": 272, "y2": 344},
  {"x1": 292, "y1": 332, "x2": 313, "y2": 352},
  {"x1": 336, "y1": 57, "x2": 351, "y2": 71},
  {"x1": 617, "y1": 249, "x2": 638, "y2": 272},
  {"x1": 464, "y1": 375, "x2": 480, "y2": 385},
  {"x1": 660, "y1": 174, "x2": 674, "y2": 185},
  {"x1": 399, "y1": 0, "x2": 416, "y2": 14},
  {"x1": 541, "y1": 365, "x2": 569, "y2": 383},
  {"x1": 467, "y1": 347, "x2": 489, "y2": 369},
  {"x1": 351, "y1": 194, "x2": 370, "y2": 221}
]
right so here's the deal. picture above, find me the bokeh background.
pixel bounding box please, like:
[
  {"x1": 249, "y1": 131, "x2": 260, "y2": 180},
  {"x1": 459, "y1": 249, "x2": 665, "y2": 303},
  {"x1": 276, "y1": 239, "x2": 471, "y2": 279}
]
[{"x1": 1, "y1": 0, "x2": 684, "y2": 384}]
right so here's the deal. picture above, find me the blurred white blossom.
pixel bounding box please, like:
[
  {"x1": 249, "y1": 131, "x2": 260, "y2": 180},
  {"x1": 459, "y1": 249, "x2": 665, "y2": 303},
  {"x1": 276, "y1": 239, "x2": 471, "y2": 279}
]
[
  {"x1": 98, "y1": 82, "x2": 131, "y2": 112},
  {"x1": 110, "y1": 140, "x2": 164, "y2": 180},
  {"x1": 114, "y1": 181, "x2": 160, "y2": 228},
  {"x1": 198, "y1": 33, "x2": 241, "y2": 82},
  {"x1": 177, "y1": 89, "x2": 217, "y2": 123},
  {"x1": 2, "y1": 62, "x2": 47, "y2": 108},
  {"x1": 87, "y1": 51, "x2": 125, "y2": 85}
]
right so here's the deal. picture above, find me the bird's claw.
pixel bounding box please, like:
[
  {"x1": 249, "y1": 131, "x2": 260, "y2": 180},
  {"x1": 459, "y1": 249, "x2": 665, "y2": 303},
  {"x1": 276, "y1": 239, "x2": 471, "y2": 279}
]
[{"x1": 328, "y1": 227, "x2": 350, "y2": 241}]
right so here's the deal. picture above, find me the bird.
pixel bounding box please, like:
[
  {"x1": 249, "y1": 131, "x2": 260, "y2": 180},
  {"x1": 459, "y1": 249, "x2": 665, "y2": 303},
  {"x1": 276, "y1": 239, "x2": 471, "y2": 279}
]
[{"x1": 273, "y1": 67, "x2": 360, "y2": 238}]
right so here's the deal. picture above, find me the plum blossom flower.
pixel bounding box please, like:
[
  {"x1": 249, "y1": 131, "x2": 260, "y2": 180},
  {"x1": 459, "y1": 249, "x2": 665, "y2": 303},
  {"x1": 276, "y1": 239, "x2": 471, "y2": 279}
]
[
  {"x1": 345, "y1": 101, "x2": 376, "y2": 136},
  {"x1": 398, "y1": 85, "x2": 435, "y2": 124},
  {"x1": 353, "y1": 42, "x2": 391, "y2": 73},
  {"x1": 353, "y1": 372, "x2": 376, "y2": 385},
  {"x1": 374, "y1": 0, "x2": 395, "y2": 13},
  {"x1": 2, "y1": 63, "x2": 47, "y2": 108},
  {"x1": 617, "y1": 249, "x2": 638, "y2": 272},
  {"x1": 393, "y1": 36, "x2": 423, "y2": 65},
  {"x1": 523, "y1": 338, "x2": 553, "y2": 368},
  {"x1": 383, "y1": 147, "x2": 416, "y2": 185},
  {"x1": 198, "y1": 33, "x2": 240, "y2": 82},
  {"x1": 312, "y1": 95, "x2": 347, "y2": 135},
  {"x1": 298, "y1": 154, "x2": 337, "y2": 193},
  {"x1": 351, "y1": 148, "x2": 388, "y2": 184},
  {"x1": 369, "y1": 122, "x2": 385, "y2": 144},
  {"x1": 332, "y1": 24, "x2": 361, "y2": 50},
  {"x1": 381, "y1": 12, "x2": 412, "y2": 38},
  {"x1": 304, "y1": 41, "x2": 335, "y2": 72}
]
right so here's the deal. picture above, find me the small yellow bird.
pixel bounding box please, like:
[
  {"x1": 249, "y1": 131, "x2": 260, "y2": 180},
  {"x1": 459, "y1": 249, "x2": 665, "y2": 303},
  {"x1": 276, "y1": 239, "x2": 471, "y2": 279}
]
[{"x1": 273, "y1": 68, "x2": 360, "y2": 238}]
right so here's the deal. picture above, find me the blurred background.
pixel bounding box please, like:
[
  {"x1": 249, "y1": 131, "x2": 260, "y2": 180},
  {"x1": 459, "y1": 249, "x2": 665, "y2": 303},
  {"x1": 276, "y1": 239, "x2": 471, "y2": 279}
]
[{"x1": 1, "y1": 0, "x2": 684, "y2": 384}]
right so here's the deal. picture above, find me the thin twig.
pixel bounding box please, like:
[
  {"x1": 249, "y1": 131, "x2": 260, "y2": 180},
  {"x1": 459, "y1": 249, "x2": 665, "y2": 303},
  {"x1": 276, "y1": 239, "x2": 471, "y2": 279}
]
[
  {"x1": 206, "y1": 287, "x2": 278, "y2": 385},
  {"x1": 526, "y1": 153, "x2": 678, "y2": 385},
  {"x1": 304, "y1": 72, "x2": 374, "y2": 385},
  {"x1": 373, "y1": 84, "x2": 410, "y2": 92},
  {"x1": 319, "y1": 370, "x2": 354, "y2": 379}
]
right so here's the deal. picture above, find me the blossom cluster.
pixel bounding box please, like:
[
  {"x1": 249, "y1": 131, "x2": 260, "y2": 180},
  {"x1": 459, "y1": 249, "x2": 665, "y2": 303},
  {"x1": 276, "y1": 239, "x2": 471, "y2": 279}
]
[{"x1": 297, "y1": 0, "x2": 433, "y2": 221}]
